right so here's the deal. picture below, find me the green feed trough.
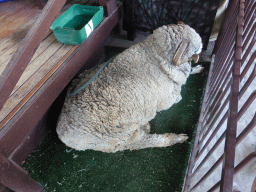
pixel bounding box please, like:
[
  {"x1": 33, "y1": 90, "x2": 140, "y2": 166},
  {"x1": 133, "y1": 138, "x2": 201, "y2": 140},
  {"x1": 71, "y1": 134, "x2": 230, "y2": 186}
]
[{"x1": 50, "y1": 4, "x2": 104, "y2": 45}]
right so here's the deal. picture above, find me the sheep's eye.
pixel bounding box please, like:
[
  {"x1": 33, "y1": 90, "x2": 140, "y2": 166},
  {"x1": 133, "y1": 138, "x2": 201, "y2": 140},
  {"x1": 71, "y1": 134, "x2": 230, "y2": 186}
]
[{"x1": 195, "y1": 43, "x2": 202, "y2": 54}]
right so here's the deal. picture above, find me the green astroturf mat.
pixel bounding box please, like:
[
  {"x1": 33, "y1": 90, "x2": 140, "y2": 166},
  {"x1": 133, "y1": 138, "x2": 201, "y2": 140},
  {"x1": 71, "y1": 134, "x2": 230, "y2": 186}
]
[{"x1": 22, "y1": 49, "x2": 210, "y2": 192}]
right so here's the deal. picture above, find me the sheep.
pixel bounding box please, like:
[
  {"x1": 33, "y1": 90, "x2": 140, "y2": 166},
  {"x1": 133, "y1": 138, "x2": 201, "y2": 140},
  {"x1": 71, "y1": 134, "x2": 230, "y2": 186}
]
[{"x1": 56, "y1": 22, "x2": 203, "y2": 153}]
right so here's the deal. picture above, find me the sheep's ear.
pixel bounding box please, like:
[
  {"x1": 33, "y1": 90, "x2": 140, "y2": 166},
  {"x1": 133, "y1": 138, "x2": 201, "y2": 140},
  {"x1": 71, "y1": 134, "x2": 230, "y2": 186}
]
[
  {"x1": 172, "y1": 39, "x2": 189, "y2": 66},
  {"x1": 177, "y1": 21, "x2": 185, "y2": 25}
]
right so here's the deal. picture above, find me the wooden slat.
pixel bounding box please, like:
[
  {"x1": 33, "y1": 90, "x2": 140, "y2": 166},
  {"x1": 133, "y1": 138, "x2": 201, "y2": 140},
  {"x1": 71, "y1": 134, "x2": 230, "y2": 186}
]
[
  {"x1": 0, "y1": 44, "x2": 20, "y2": 68},
  {"x1": 0, "y1": 31, "x2": 53, "y2": 75},
  {"x1": 0, "y1": 153, "x2": 44, "y2": 191},
  {"x1": 0, "y1": 6, "x2": 36, "y2": 30},
  {"x1": 0, "y1": 41, "x2": 74, "y2": 123},
  {"x1": 25, "y1": 33, "x2": 55, "y2": 65},
  {"x1": 0, "y1": 0, "x2": 120, "y2": 159},
  {"x1": 0, "y1": 0, "x2": 94, "y2": 73},
  {"x1": 0, "y1": 5, "x2": 39, "y2": 66},
  {"x1": 34, "y1": 0, "x2": 47, "y2": 9},
  {"x1": 0, "y1": 0, "x2": 66, "y2": 111},
  {"x1": 0, "y1": 40, "x2": 20, "y2": 60},
  {"x1": 0, "y1": 1, "x2": 38, "y2": 46},
  {"x1": 0, "y1": 0, "x2": 107, "y2": 123},
  {"x1": 0, "y1": 0, "x2": 35, "y2": 20},
  {"x1": 12, "y1": 41, "x2": 62, "y2": 93},
  {"x1": 0, "y1": 4, "x2": 40, "y2": 41},
  {"x1": 0, "y1": 45, "x2": 77, "y2": 128},
  {"x1": 0, "y1": 18, "x2": 38, "y2": 53},
  {"x1": 0, "y1": 9, "x2": 40, "y2": 61},
  {"x1": 0, "y1": 0, "x2": 101, "y2": 122}
]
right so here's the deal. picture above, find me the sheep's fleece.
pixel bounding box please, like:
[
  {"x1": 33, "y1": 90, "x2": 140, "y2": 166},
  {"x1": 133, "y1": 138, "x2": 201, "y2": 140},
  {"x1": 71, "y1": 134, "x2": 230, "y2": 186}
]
[{"x1": 56, "y1": 23, "x2": 203, "y2": 153}]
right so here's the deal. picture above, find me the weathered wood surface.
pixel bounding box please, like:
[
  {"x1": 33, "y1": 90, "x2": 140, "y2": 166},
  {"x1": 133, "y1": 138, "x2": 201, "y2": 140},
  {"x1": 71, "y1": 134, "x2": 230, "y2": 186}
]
[
  {"x1": 0, "y1": 1, "x2": 40, "y2": 41},
  {"x1": 0, "y1": 153, "x2": 44, "y2": 191},
  {"x1": 0, "y1": 0, "x2": 121, "y2": 158},
  {"x1": 0, "y1": 0, "x2": 119, "y2": 191},
  {"x1": 0, "y1": 0, "x2": 100, "y2": 128},
  {"x1": 0, "y1": 0, "x2": 67, "y2": 111}
]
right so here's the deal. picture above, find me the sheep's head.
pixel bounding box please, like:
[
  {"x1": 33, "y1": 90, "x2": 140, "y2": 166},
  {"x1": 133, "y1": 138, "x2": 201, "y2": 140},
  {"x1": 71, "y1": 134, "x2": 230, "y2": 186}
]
[{"x1": 153, "y1": 22, "x2": 202, "y2": 66}]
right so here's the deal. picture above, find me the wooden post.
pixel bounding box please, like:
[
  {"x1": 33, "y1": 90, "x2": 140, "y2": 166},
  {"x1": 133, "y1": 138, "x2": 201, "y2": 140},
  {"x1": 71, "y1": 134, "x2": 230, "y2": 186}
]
[
  {"x1": 99, "y1": 0, "x2": 117, "y2": 17},
  {"x1": 0, "y1": 153, "x2": 44, "y2": 192}
]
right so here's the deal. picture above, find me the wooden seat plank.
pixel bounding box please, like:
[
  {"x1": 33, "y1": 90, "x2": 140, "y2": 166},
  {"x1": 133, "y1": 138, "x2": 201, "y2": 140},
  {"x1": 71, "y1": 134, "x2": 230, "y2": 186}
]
[
  {"x1": 27, "y1": 33, "x2": 56, "y2": 64},
  {"x1": 0, "y1": 0, "x2": 106, "y2": 127},
  {"x1": 0, "y1": 0, "x2": 94, "y2": 68},
  {"x1": 0, "y1": 44, "x2": 20, "y2": 67},
  {"x1": 0, "y1": 19, "x2": 39, "y2": 75},
  {"x1": 12, "y1": 40, "x2": 63, "y2": 93},
  {"x1": 0, "y1": 5, "x2": 40, "y2": 41},
  {"x1": 0, "y1": 18, "x2": 37, "y2": 51},
  {"x1": 0, "y1": 0, "x2": 34, "y2": 20},
  {"x1": 0, "y1": 5, "x2": 36, "y2": 28},
  {"x1": 0, "y1": 38, "x2": 20, "y2": 56},
  {"x1": 0, "y1": 45, "x2": 77, "y2": 128},
  {"x1": 0, "y1": 31, "x2": 54, "y2": 75}
]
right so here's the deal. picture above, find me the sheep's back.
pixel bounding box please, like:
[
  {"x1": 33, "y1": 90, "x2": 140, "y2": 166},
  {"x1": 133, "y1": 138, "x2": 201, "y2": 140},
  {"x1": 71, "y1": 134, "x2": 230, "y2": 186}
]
[{"x1": 61, "y1": 45, "x2": 162, "y2": 136}]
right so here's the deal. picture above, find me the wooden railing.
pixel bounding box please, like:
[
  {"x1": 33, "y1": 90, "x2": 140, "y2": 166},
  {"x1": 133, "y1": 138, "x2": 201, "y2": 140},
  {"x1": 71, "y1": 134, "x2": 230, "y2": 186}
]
[{"x1": 183, "y1": 0, "x2": 256, "y2": 191}]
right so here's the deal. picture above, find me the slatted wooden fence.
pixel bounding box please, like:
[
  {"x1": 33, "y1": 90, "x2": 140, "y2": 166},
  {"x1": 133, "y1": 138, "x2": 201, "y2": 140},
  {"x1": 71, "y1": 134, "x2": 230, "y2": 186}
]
[{"x1": 183, "y1": 0, "x2": 256, "y2": 191}]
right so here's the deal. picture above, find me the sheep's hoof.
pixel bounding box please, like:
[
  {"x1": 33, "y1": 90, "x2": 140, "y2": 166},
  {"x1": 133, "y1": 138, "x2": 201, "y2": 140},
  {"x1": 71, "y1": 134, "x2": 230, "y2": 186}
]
[{"x1": 177, "y1": 134, "x2": 189, "y2": 143}]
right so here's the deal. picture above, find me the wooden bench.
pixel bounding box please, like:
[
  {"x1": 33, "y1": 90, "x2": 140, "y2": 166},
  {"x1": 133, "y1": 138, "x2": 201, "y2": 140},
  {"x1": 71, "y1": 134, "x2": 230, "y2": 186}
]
[{"x1": 0, "y1": 0, "x2": 122, "y2": 191}]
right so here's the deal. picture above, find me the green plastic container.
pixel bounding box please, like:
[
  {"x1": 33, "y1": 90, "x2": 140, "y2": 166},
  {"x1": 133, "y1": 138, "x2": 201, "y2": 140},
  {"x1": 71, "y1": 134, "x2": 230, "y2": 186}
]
[{"x1": 50, "y1": 5, "x2": 104, "y2": 45}]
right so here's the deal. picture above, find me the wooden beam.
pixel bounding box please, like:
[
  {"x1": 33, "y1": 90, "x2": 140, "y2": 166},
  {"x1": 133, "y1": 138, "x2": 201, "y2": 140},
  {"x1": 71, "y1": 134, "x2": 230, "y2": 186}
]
[
  {"x1": 0, "y1": 153, "x2": 44, "y2": 192},
  {"x1": 0, "y1": 1, "x2": 121, "y2": 158},
  {"x1": 0, "y1": 0, "x2": 66, "y2": 111},
  {"x1": 99, "y1": 0, "x2": 117, "y2": 17}
]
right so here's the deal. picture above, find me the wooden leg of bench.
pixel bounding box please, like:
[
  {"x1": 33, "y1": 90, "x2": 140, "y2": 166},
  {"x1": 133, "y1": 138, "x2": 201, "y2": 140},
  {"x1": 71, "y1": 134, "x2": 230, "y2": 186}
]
[
  {"x1": 124, "y1": 0, "x2": 136, "y2": 40},
  {"x1": 0, "y1": 153, "x2": 44, "y2": 192},
  {"x1": 113, "y1": 20, "x2": 123, "y2": 34}
]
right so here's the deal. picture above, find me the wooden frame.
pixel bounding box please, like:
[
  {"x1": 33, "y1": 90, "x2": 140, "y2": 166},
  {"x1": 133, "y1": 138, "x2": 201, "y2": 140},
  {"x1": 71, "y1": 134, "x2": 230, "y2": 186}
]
[{"x1": 183, "y1": 0, "x2": 256, "y2": 191}]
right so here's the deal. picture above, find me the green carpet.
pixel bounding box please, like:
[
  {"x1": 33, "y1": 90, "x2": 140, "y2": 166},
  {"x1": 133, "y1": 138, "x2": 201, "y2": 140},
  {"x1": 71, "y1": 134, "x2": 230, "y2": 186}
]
[{"x1": 22, "y1": 49, "x2": 210, "y2": 192}]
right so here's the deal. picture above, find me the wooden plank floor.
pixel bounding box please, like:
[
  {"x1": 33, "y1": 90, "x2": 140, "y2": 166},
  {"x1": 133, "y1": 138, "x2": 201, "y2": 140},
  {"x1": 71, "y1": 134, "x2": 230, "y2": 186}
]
[{"x1": 0, "y1": 0, "x2": 100, "y2": 129}]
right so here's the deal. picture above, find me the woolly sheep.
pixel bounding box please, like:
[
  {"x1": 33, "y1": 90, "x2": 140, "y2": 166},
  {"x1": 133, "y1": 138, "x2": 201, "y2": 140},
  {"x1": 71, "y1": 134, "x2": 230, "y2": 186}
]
[{"x1": 56, "y1": 22, "x2": 203, "y2": 153}]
